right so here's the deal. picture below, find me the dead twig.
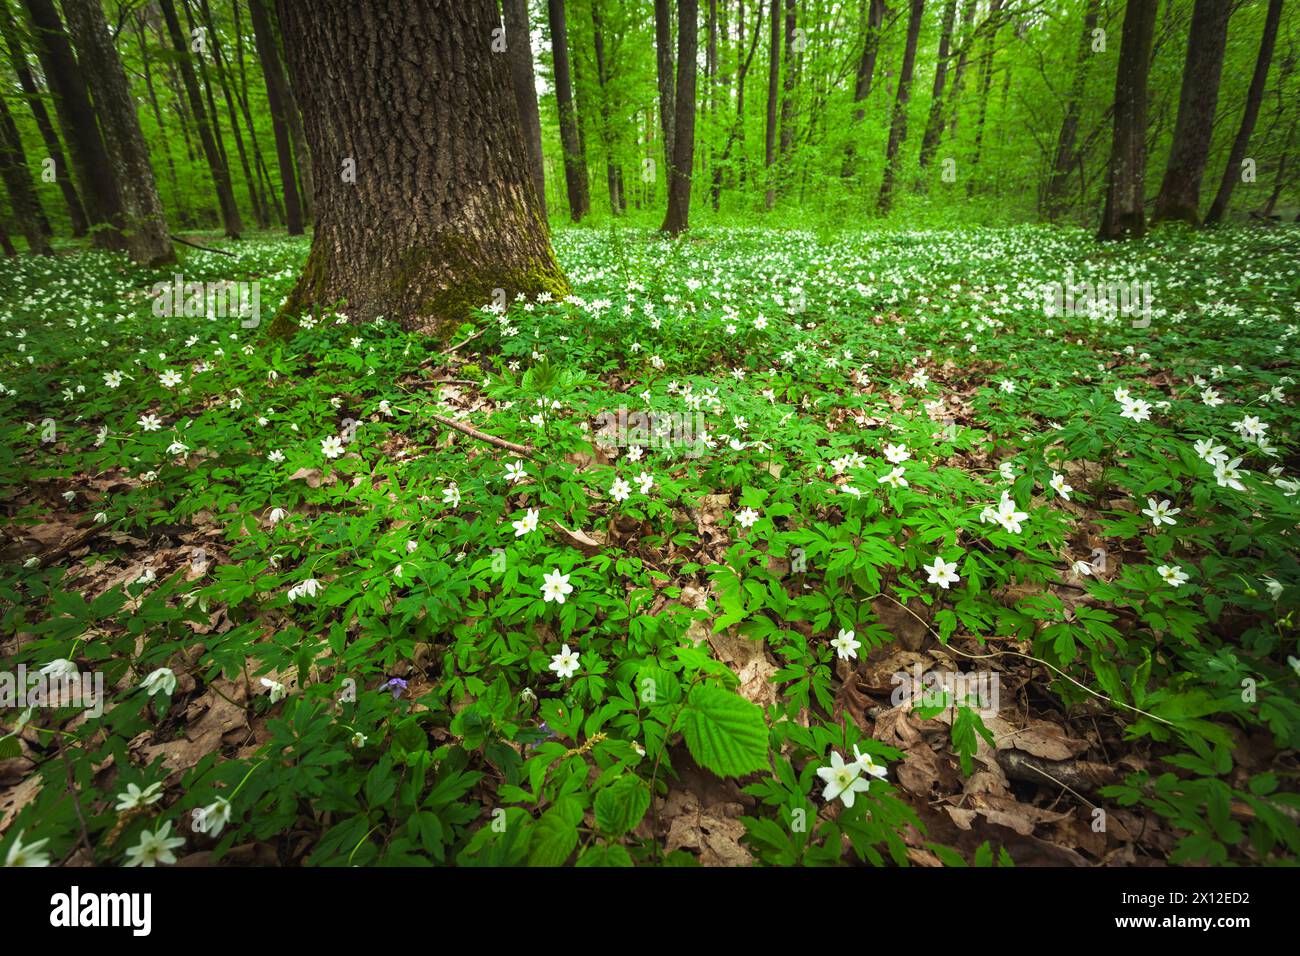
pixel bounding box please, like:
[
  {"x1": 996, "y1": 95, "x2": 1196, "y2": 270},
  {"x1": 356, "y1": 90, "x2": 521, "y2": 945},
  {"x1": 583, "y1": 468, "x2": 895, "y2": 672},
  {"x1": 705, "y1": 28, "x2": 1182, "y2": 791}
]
[{"x1": 429, "y1": 413, "x2": 535, "y2": 458}]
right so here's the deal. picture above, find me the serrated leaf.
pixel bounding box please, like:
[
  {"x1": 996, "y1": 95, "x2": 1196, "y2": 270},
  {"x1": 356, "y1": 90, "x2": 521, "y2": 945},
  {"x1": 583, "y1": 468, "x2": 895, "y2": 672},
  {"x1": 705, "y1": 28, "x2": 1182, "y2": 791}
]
[
  {"x1": 679, "y1": 685, "x2": 770, "y2": 777},
  {"x1": 594, "y1": 774, "x2": 650, "y2": 836}
]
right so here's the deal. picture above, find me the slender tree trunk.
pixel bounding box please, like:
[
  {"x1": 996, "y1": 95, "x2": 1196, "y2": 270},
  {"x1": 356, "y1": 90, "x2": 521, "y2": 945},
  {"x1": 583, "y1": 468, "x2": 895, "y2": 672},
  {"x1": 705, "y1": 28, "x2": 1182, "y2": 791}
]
[
  {"x1": 548, "y1": 0, "x2": 589, "y2": 221},
  {"x1": 0, "y1": 92, "x2": 52, "y2": 253},
  {"x1": 966, "y1": 0, "x2": 1002, "y2": 195},
  {"x1": 271, "y1": 0, "x2": 565, "y2": 337},
  {"x1": 159, "y1": 0, "x2": 242, "y2": 237},
  {"x1": 135, "y1": 11, "x2": 189, "y2": 227},
  {"x1": 1098, "y1": 0, "x2": 1158, "y2": 240},
  {"x1": 0, "y1": 2, "x2": 86, "y2": 235},
  {"x1": 841, "y1": 0, "x2": 884, "y2": 180},
  {"x1": 775, "y1": 0, "x2": 796, "y2": 194},
  {"x1": 591, "y1": 0, "x2": 623, "y2": 214},
  {"x1": 281, "y1": 65, "x2": 314, "y2": 222},
  {"x1": 21, "y1": 0, "x2": 125, "y2": 249},
  {"x1": 231, "y1": 0, "x2": 280, "y2": 224},
  {"x1": 711, "y1": 0, "x2": 762, "y2": 209},
  {"x1": 663, "y1": 0, "x2": 698, "y2": 233},
  {"x1": 1151, "y1": 0, "x2": 1232, "y2": 224},
  {"x1": 876, "y1": 0, "x2": 925, "y2": 214},
  {"x1": 0, "y1": 218, "x2": 15, "y2": 255},
  {"x1": 917, "y1": 0, "x2": 958, "y2": 173},
  {"x1": 763, "y1": 0, "x2": 779, "y2": 209},
  {"x1": 504, "y1": 0, "x2": 547, "y2": 221},
  {"x1": 1042, "y1": 0, "x2": 1100, "y2": 220},
  {"x1": 654, "y1": 0, "x2": 676, "y2": 174},
  {"x1": 248, "y1": 0, "x2": 302, "y2": 234},
  {"x1": 1205, "y1": 0, "x2": 1283, "y2": 224},
  {"x1": 944, "y1": 0, "x2": 977, "y2": 140},
  {"x1": 61, "y1": 0, "x2": 173, "y2": 264}
]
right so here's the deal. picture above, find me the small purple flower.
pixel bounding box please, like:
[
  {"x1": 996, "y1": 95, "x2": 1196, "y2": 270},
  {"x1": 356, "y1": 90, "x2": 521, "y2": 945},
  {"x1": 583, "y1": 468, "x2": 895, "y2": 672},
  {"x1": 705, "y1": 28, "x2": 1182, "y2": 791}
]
[{"x1": 384, "y1": 678, "x2": 408, "y2": 700}]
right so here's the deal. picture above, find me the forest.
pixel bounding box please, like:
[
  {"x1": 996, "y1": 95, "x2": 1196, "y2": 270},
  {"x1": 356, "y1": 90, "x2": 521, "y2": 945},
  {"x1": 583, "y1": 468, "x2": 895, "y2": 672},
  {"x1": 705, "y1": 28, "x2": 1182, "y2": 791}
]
[{"x1": 0, "y1": 0, "x2": 1297, "y2": 882}]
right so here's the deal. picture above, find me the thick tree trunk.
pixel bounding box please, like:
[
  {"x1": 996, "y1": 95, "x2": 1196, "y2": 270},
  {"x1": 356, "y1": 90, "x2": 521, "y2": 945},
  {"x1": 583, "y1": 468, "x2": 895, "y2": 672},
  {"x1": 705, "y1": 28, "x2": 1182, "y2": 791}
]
[
  {"x1": 281, "y1": 67, "x2": 314, "y2": 223},
  {"x1": 0, "y1": 1, "x2": 87, "y2": 235},
  {"x1": 248, "y1": 0, "x2": 302, "y2": 234},
  {"x1": 21, "y1": 0, "x2": 125, "y2": 249},
  {"x1": 841, "y1": 0, "x2": 885, "y2": 180},
  {"x1": 662, "y1": 0, "x2": 698, "y2": 233},
  {"x1": 876, "y1": 0, "x2": 925, "y2": 214},
  {"x1": 548, "y1": 0, "x2": 590, "y2": 221},
  {"x1": 504, "y1": 0, "x2": 547, "y2": 221},
  {"x1": 1204, "y1": 0, "x2": 1283, "y2": 225},
  {"x1": 763, "y1": 0, "x2": 779, "y2": 209},
  {"x1": 62, "y1": 0, "x2": 173, "y2": 265},
  {"x1": 654, "y1": 0, "x2": 676, "y2": 173},
  {"x1": 1151, "y1": 0, "x2": 1232, "y2": 225},
  {"x1": 0, "y1": 92, "x2": 52, "y2": 253},
  {"x1": 1042, "y1": 0, "x2": 1100, "y2": 220},
  {"x1": 272, "y1": 0, "x2": 565, "y2": 337},
  {"x1": 0, "y1": 219, "x2": 15, "y2": 256},
  {"x1": 917, "y1": 0, "x2": 959, "y2": 173},
  {"x1": 1098, "y1": 0, "x2": 1158, "y2": 240},
  {"x1": 159, "y1": 0, "x2": 242, "y2": 238}
]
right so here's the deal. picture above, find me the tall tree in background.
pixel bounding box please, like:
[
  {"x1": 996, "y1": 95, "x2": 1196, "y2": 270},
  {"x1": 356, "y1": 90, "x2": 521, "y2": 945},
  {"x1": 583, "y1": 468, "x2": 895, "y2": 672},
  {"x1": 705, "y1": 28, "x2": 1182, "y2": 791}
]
[
  {"x1": 776, "y1": 0, "x2": 796, "y2": 187},
  {"x1": 0, "y1": 1, "x2": 86, "y2": 235},
  {"x1": 248, "y1": 0, "x2": 302, "y2": 234},
  {"x1": 1042, "y1": 0, "x2": 1100, "y2": 220},
  {"x1": 712, "y1": 0, "x2": 762, "y2": 208},
  {"x1": 272, "y1": 0, "x2": 565, "y2": 335},
  {"x1": 159, "y1": 0, "x2": 242, "y2": 238},
  {"x1": 877, "y1": 0, "x2": 925, "y2": 214},
  {"x1": 504, "y1": 0, "x2": 547, "y2": 222},
  {"x1": 0, "y1": 91, "x2": 51, "y2": 253},
  {"x1": 842, "y1": 0, "x2": 884, "y2": 180},
  {"x1": 654, "y1": 0, "x2": 675, "y2": 174},
  {"x1": 663, "y1": 0, "x2": 698, "y2": 233},
  {"x1": 548, "y1": 0, "x2": 589, "y2": 221},
  {"x1": 1098, "y1": 0, "x2": 1158, "y2": 240},
  {"x1": 917, "y1": 0, "x2": 959, "y2": 175},
  {"x1": 763, "y1": 0, "x2": 779, "y2": 209},
  {"x1": 22, "y1": 0, "x2": 124, "y2": 249},
  {"x1": 966, "y1": 0, "x2": 1003, "y2": 194},
  {"x1": 590, "y1": 0, "x2": 624, "y2": 215},
  {"x1": 62, "y1": 0, "x2": 173, "y2": 265},
  {"x1": 1205, "y1": 0, "x2": 1284, "y2": 224},
  {"x1": 1151, "y1": 0, "x2": 1232, "y2": 225}
]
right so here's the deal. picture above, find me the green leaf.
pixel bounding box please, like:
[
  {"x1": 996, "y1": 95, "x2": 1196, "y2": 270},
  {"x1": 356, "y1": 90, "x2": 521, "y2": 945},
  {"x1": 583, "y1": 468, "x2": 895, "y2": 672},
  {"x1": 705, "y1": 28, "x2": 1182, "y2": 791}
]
[
  {"x1": 594, "y1": 775, "x2": 651, "y2": 836},
  {"x1": 528, "y1": 807, "x2": 579, "y2": 866},
  {"x1": 679, "y1": 685, "x2": 770, "y2": 777}
]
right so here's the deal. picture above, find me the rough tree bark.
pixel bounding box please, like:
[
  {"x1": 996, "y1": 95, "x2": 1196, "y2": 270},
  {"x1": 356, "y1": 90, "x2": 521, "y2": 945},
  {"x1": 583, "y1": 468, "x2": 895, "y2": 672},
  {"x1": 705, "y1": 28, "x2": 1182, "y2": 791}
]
[
  {"x1": 662, "y1": 0, "x2": 698, "y2": 233},
  {"x1": 0, "y1": 1, "x2": 86, "y2": 235},
  {"x1": 1151, "y1": 0, "x2": 1232, "y2": 225},
  {"x1": 271, "y1": 0, "x2": 566, "y2": 337},
  {"x1": 21, "y1": 0, "x2": 124, "y2": 249},
  {"x1": 62, "y1": 0, "x2": 173, "y2": 265},
  {"x1": 548, "y1": 0, "x2": 590, "y2": 221},
  {"x1": 504, "y1": 0, "x2": 547, "y2": 222},
  {"x1": 1098, "y1": 0, "x2": 1158, "y2": 240},
  {"x1": 248, "y1": 0, "x2": 302, "y2": 234},
  {"x1": 0, "y1": 92, "x2": 52, "y2": 253},
  {"x1": 159, "y1": 0, "x2": 242, "y2": 238},
  {"x1": 876, "y1": 0, "x2": 925, "y2": 214},
  {"x1": 1204, "y1": 0, "x2": 1284, "y2": 224}
]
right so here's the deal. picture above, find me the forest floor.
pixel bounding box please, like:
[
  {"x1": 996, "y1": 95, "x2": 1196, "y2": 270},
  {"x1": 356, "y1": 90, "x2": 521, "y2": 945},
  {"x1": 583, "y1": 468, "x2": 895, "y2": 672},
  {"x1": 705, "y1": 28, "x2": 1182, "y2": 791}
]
[{"x1": 1, "y1": 223, "x2": 1298, "y2": 867}]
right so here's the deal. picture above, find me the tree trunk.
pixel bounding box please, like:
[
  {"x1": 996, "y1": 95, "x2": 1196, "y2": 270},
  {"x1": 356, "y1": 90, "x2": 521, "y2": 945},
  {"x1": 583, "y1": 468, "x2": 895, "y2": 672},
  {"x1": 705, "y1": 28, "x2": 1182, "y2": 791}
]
[
  {"x1": 231, "y1": 0, "x2": 281, "y2": 224},
  {"x1": 763, "y1": 0, "x2": 779, "y2": 209},
  {"x1": 944, "y1": 0, "x2": 978, "y2": 140},
  {"x1": 775, "y1": 0, "x2": 796, "y2": 194},
  {"x1": 966, "y1": 0, "x2": 1003, "y2": 195},
  {"x1": 654, "y1": 0, "x2": 676, "y2": 174},
  {"x1": 876, "y1": 0, "x2": 925, "y2": 214},
  {"x1": 0, "y1": 92, "x2": 52, "y2": 253},
  {"x1": 917, "y1": 0, "x2": 959, "y2": 173},
  {"x1": 1098, "y1": 0, "x2": 1158, "y2": 240},
  {"x1": 1042, "y1": 0, "x2": 1100, "y2": 220},
  {"x1": 271, "y1": 0, "x2": 566, "y2": 337},
  {"x1": 0, "y1": 1, "x2": 87, "y2": 235},
  {"x1": 159, "y1": 0, "x2": 242, "y2": 238},
  {"x1": 21, "y1": 0, "x2": 125, "y2": 249},
  {"x1": 504, "y1": 0, "x2": 547, "y2": 221},
  {"x1": 1151, "y1": 0, "x2": 1232, "y2": 225},
  {"x1": 1204, "y1": 0, "x2": 1283, "y2": 225},
  {"x1": 711, "y1": 0, "x2": 762, "y2": 209},
  {"x1": 548, "y1": 0, "x2": 590, "y2": 221},
  {"x1": 662, "y1": 0, "x2": 698, "y2": 233},
  {"x1": 591, "y1": 0, "x2": 624, "y2": 215},
  {"x1": 0, "y1": 218, "x2": 15, "y2": 255},
  {"x1": 135, "y1": 10, "x2": 189, "y2": 227},
  {"x1": 61, "y1": 0, "x2": 173, "y2": 265},
  {"x1": 841, "y1": 0, "x2": 885, "y2": 180},
  {"x1": 248, "y1": 0, "x2": 302, "y2": 234}
]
